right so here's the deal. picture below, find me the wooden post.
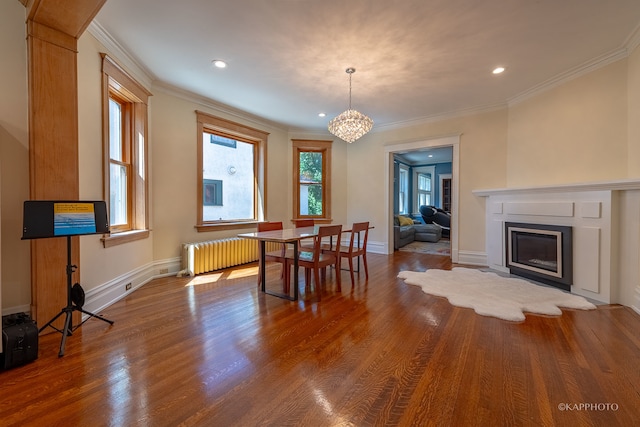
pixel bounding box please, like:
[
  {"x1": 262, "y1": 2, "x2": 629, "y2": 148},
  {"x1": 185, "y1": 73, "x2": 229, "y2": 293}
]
[{"x1": 24, "y1": 0, "x2": 106, "y2": 330}]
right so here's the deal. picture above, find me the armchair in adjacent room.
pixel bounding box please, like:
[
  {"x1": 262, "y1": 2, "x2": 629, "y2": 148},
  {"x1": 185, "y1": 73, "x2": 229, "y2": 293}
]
[{"x1": 419, "y1": 205, "x2": 451, "y2": 238}]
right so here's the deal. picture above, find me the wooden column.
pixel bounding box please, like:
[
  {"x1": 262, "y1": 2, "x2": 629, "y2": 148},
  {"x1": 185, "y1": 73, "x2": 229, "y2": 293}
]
[{"x1": 24, "y1": 0, "x2": 106, "y2": 329}]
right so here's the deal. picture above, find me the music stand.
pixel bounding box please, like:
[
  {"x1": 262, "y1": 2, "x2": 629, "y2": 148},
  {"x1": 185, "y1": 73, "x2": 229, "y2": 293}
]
[{"x1": 22, "y1": 201, "x2": 114, "y2": 357}]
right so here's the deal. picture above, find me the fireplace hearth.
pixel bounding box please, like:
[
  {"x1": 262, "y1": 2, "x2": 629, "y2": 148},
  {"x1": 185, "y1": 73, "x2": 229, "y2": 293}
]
[{"x1": 505, "y1": 222, "x2": 573, "y2": 291}]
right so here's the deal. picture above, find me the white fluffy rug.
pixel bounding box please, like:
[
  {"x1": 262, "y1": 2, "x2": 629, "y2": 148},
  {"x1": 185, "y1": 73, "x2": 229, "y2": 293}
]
[{"x1": 398, "y1": 267, "x2": 596, "y2": 322}]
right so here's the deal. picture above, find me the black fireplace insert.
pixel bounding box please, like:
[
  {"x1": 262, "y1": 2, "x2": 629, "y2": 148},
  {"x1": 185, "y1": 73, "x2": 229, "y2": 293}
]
[{"x1": 505, "y1": 222, "x2": 573, "y2": 291}]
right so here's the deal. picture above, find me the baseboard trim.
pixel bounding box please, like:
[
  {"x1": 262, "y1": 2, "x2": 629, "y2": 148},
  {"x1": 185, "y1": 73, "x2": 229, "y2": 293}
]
[
  {"x1": 82, "y1": 257, "x2": 182, "y2": 317},
  {"x1": 1, "y1": 304, "x2": 32, "y2": 317},
  {"x1": 365, "y1": 240, "x2": 387, "y2": 254},
  {"x1": 456, "y1": 250, "x2": 487, "y2": 266}
]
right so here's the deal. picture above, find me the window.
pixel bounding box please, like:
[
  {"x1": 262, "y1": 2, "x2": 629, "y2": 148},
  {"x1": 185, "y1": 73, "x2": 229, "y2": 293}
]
[
  {"x1": 292, "y1": 139, "x2": 332, "y2": 221},
  {"x1": 203, "y1": 179, "x2": 223, "y2": 206},
  {"x1": 398, "y1": 165, "x2": 409, "y2": 214},
  {"x1": 417, "y1": 173, "x2": 432, "y2": 206},
  {"x1": 196, "y1": 111, "x2": 268, "y2": 230},
  {"x1": 101, "y1": 54, "x2": 151, "y2": 247}
]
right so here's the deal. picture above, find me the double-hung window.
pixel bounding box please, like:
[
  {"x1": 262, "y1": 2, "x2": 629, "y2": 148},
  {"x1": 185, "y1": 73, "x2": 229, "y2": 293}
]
[
  {"x1": 417, "y1": 173, "x2": 432, "y2": 206},
  {"x1": 101, "y1": 54, "x2": 151, "y2": 247},
  {"x1": 196, "y1": 111, "x2": 268, "y2": 229},
  {"x1": 292, "y1": 139, "x2": 332, "y2": 221},
  {"x1": 398, "y1": 165, "x2": 409, "y2": 214}
]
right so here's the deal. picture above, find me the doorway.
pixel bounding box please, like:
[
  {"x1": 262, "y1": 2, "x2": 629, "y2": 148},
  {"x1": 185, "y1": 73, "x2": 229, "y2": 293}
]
[{"x1": 384, "y1": 135, "x2": 460, "y2": 262}]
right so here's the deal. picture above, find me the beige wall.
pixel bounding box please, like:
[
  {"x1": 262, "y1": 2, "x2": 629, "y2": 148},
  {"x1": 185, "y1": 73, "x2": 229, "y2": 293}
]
[
  {"x1": 507, "y1": 60, "x2": 629, "y2": 187},
  {"x1": 2, "y1": 0, "x2": 640, "y2": 313},
  {"x1": 73, "y1": 33, "x2": 157, "y2": 293},
  {"x1": 629, "y1": 44, "x2": 640, "y2": 176},
  {"x1": 348, "y1": 108, "x2": 508, "y2": 255},
  {"x1": 151, "y1": 91, "x2": 299, "y2": 261},
  {"x1": 1, "y1": 2, "x2": 30, "y2": 312}
]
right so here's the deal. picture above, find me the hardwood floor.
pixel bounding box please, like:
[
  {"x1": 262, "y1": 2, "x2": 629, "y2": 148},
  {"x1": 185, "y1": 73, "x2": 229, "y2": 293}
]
[{"x1": 1, "y1": 252, "x2": 639, "y2": 426}]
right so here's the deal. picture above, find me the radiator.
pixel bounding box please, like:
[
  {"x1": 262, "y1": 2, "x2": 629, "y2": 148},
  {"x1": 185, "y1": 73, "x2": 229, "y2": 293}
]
[{"x1": 182, "y1": 237, "x2": 281, "y2": 276}]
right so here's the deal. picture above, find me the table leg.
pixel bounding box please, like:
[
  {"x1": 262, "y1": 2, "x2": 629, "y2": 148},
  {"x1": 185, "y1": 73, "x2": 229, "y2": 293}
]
[
  {"x1": 293, "y1": 241, "x2": 299, "y2": 300},
  {"x1": 263, "y1": 239, "x2": 298, "y2": 301},
  {"x1": 357, "y1": 231, "x2": 361, "y2": 272},
  {"x1": 260, "y1": 240, "x2": 266, "y2": 293}
]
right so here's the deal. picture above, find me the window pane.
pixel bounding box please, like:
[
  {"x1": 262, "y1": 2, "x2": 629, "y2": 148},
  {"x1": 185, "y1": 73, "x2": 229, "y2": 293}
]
[
  {"x1": 110, "y1": 163, "x2": 127, "y2": 226},
  {"x1": 109, "y1": 98, "x2": 123, "y2": 162},
  {"x1": 299, "y1": 152, "x2": 322, "y2": 183},
  {"x1": 202, "y1": 132, "x2": 254, "y2": 221},
  {"x1": 300, "y1": 183, "x2": 323, "y2": 215},
  {"x1": 399, "y1": 168, "x2": 408, "y2": 214},
  {"x1": 203, "y1": 179, "x2": 223, "y2": 206},
  {"x1": 418, "y1": 174, "x2": 431, "y2": 191},
  {"x1": 299, "y1": 151, "x2": 323, "y2": 215}
]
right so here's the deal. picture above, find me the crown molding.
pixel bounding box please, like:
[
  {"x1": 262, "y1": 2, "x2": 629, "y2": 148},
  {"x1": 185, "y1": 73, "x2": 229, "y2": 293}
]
[
  {"x1": 87, "y1": 20, "x2": 155, "y2": 90},
  {"x1": 153, "y1": 81, "x2": 288, "y2": 133},
  {"x1": 372, "y1": 102, "x2": 507, "y2": 133},
  {"x1": 508, "y1": 48, "x2": 628, "y2": 107},
  {"x1": 87, "y1": 18, "x2": 640, "y2": 136},
  {"x1": 625, "y1": 22, "x2": 640, "y2": 53}
]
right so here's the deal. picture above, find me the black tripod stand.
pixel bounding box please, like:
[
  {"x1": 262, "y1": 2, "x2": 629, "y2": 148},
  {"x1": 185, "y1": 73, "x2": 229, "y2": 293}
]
[{"x1": 39, "y1": 235, "x2": 114, "y2": 357}]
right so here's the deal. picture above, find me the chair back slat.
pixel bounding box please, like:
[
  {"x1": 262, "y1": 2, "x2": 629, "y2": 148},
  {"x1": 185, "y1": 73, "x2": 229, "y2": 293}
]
[
  {"x1": 258, "y1": 221, "x2": 283, "y2": 232},
  {"x1": 348, "y1": 222, "x2": 369, "y2": 254},
  {"x1": 294, "y1": 219, "x2": 315, "y2": 228},
  {"x1": 312, "y1": 224, "x2": 342, "y2": 258}
]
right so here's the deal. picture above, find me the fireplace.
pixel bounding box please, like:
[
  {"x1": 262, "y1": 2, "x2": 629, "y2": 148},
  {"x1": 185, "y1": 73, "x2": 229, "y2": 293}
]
[{"x1": 505, "y1": 222, "x2": 573, "y2": 291}]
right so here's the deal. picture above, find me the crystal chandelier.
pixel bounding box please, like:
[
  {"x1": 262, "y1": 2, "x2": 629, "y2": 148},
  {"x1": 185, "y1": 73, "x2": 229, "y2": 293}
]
[{"x1": 328, "y1": 68, "x2": 373, "y2": 143}]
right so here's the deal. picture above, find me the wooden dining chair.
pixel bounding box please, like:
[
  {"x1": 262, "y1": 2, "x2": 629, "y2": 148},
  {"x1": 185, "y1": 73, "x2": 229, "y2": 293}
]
[
  {"x1": 286, "y1": 224, "x2": 342, "y2": 290},
  {"x1": 293, "y1": 219, "x2": 315, "y2": 228},
  {"x1": 339, "y1": 222, "x2": 369, "y2": 285},
  {"x1": 294, "y1": 219, "x2": 315, "y2": 251},
  {"x1": 257, "y1": 221, "x2": 287, "y2": 288}
]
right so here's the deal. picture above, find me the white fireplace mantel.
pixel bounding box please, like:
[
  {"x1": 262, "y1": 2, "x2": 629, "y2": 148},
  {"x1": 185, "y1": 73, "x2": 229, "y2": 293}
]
[
  {"x1": 474, "y1": 179, "x2": 640, "y2": 310},
  {"x1": 474, "y1": 178, "x2": 640, "y2": 197}
]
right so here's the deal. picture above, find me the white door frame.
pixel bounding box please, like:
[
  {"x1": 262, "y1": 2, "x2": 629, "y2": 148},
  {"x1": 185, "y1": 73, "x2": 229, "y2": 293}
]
[{"x1": 384, "y1": 135, "x2": 460, "y2": 262}]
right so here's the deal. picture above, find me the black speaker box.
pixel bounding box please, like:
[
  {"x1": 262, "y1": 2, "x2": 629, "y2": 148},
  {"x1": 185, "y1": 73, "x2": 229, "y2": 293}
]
[{"x1": 1, "y1": 313, "x2": 39, "y2": 370}]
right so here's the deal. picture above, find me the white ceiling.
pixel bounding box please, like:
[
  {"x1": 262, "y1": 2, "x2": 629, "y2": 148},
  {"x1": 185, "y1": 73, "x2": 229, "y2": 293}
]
[
  {"x1": 93, "y1": 0, "x2": 640, "y2": 133},
  {"x1": 395, "y1": 146, "x2": 452, "y2": 165}
]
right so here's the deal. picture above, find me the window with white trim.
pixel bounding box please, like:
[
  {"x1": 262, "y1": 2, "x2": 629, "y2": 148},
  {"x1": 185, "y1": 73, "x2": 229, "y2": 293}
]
[
  {"x1": 417, "y1": 173, "x2": 432, "y2": 206},
  {"x1": 399, "y1": 165, "x2": 409, "y2": 214}
]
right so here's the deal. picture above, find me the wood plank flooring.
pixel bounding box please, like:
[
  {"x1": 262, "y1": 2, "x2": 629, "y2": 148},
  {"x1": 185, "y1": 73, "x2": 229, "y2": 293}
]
[{"x1": 1, "y1": 252, "x2": 639, "y2": 426}]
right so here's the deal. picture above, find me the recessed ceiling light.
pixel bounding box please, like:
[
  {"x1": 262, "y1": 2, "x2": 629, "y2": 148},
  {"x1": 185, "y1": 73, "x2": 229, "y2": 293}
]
[
  {"x1": 428, "y1": 154, "x2": 434, "y2": 158},
  {"x1": 212, "y1": 60, "x2": 227, "y2": 69},
  {"x1": 318, "y1": 113, "x2": 326, "y2": 118},
  {"x1": 492, "y1": 66, "x2": 505, "y2": 74}
]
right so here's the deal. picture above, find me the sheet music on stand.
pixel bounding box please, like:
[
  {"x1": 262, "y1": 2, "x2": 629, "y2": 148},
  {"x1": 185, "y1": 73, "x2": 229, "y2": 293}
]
[{"x1": 22, "y1": 200, "x2": 114, "y2": 357}]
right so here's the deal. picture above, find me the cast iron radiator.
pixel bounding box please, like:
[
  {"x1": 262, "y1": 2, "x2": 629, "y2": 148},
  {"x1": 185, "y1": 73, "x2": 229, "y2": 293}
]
[{"x1": 182, "y1": 238, "x2": 280, "y2": 276}]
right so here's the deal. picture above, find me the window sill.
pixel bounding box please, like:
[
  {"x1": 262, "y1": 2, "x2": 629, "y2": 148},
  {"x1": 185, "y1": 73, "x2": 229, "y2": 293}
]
[
  {"x1": 102, "y1": 229, "x2": 150, "y2": 248},
  {"x1": 291, "y1": 218, "x2": 333, "y2": 225},
  {"x1": 195, "y1": 222, "x2": 258, "y2": 232}
]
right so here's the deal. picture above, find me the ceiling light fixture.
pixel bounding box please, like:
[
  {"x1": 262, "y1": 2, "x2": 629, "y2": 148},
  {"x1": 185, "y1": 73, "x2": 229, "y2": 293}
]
[
  {"x1": 328, "y1": 68, "x2": 373, "y2": 143},
  {"x1": 212, "y1": 60, "x2": 227, "y2": 69},
  {"x1": 492, "y1": 66, "x2": 505, "y2": 74}
]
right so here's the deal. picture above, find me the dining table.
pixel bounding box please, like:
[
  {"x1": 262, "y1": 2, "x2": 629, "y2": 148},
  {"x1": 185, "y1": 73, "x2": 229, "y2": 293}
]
[{"x1": 238, "y1": 225, "x2": 319, "y2": 300}]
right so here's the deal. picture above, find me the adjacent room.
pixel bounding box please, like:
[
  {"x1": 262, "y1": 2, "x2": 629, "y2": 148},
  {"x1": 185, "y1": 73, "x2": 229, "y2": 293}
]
[{"x1": 2, "y1": 1, "x2": 640, "y2": 425}]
